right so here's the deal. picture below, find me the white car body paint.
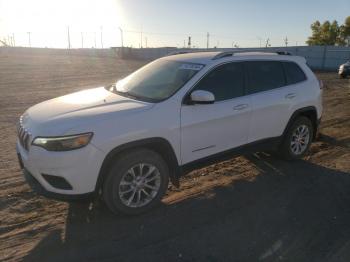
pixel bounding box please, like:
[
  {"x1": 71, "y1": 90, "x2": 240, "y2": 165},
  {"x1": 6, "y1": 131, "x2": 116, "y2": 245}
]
[{"x1": 17, "y1": 52, "x2": 322, "y2": 195}]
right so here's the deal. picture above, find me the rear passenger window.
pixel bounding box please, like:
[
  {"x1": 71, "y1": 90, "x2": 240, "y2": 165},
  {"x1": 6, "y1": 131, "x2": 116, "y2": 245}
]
[
  {"x1": 245, "y1": 61, "x2": 286, "y2": 94},
  {"x1": 283, "y1": 62, "x2": 307, "y2": 85},
  {"x1": 194, "y1": 62, "x2": 244, "y2": 101}
]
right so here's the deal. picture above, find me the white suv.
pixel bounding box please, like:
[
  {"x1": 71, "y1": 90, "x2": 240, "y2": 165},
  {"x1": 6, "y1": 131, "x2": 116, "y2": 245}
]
[{"x1": 16, "y1": 51, "x2": 323, "y2": 214}]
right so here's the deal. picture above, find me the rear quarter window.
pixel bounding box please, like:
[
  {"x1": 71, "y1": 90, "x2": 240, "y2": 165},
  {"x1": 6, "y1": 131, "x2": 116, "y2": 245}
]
[{"x1": 283, "y1": 61, "x2": 307, "y2": 85}]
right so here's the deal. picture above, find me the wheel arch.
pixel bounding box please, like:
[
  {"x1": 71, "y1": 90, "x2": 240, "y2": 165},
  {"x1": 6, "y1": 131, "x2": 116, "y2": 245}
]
[
  {"x1": 283, "y1": 106, "x2": 319, "y2": 141},
  {"x1": 95, "y1": 137, "x2": 180, "y2": 192}
]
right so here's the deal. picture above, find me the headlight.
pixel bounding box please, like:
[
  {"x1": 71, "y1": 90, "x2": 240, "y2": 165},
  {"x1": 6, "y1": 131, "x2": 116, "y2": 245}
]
[{"x1": 32, "y1": 133, "x2": 93, "y2": 151}]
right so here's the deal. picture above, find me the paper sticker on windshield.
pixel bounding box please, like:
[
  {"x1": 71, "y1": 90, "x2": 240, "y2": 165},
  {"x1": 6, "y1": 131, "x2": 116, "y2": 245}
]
[{"x1": 179, "y1": 64, "x2": 203, "y2": 71}]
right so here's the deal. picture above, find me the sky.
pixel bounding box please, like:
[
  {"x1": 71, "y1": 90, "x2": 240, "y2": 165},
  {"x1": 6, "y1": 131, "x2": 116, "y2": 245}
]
[{"x1": 0, "y1": 0, "x2": 349, "y2": 49}]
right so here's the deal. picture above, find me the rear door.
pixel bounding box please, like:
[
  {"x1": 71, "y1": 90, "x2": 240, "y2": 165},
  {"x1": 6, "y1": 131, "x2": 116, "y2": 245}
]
[
  {"x1": 245, "y1": 60, "x2": 304, "y2": 143},
  {"x1": 180, "y1": 62, "x2": 251, "y2": 164}
]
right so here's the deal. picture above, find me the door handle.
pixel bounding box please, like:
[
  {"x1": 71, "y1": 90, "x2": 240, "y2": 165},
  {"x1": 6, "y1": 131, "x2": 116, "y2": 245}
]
[
  {"x1": 233, "y1": 104, "x2": 248, "y2": 111},
  {"x1": 285, "y1": 93, "x2": 296, "y2": 99}
]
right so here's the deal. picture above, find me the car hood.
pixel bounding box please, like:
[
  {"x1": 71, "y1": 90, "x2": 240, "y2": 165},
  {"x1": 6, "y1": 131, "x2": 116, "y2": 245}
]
[{"x1": 23, "y1": 87, "x2": 154, "y2": 136}]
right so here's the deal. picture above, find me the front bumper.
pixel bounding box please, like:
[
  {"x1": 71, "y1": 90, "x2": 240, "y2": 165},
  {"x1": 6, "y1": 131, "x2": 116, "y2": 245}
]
[
  {"x1": 16, "y1": 140, "x2": 105, "y2": 196},
  {"x1": 22, "y1": 168, "x2": 94, "y2": 200}
]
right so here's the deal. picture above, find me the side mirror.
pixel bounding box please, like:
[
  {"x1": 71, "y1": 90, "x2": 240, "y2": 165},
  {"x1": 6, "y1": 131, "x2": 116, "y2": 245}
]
[{"x1": 190, "y1": 90, "x2": 215, "y2": 104}]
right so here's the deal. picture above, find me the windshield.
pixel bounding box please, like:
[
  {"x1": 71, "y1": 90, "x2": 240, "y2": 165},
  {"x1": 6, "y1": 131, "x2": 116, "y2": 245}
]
[{"x1": 106, "y1": 59, "x2": 204, "y2": 102}]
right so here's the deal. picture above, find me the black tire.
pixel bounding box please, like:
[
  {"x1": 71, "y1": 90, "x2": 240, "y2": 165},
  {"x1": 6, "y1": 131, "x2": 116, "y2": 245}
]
[
  {"x1": 279, "y1": 116, "x2": 314, "y2": 160},
  {"x1": 103, "y1": 149, "x2": 169, "y2": 215}
]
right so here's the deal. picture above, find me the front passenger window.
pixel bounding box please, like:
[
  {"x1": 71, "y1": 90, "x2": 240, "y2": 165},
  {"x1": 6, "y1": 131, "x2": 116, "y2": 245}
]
[{"x1": 193, "y1": 62, "x2": 244, "y2": 101}]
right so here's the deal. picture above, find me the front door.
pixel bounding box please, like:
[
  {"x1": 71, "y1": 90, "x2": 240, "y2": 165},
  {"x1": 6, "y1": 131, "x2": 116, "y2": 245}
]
[{"x1": 180, "y1": 62, "x2": 251, "y2": 164}]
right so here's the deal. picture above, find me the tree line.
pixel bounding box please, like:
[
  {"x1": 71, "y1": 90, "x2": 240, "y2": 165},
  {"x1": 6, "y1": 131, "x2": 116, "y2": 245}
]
[{"x1": 307, "y1": 16, "x2": 350, "y2": 46}]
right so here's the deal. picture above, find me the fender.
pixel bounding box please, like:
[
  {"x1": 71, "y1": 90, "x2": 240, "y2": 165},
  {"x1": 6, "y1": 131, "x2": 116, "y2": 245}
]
[
  {"x1": 95, "y1": 137, "x2": 180, "y2": 192},
  {"x1": 282, "y1": 106, "x2": 319, "y2": 140}
]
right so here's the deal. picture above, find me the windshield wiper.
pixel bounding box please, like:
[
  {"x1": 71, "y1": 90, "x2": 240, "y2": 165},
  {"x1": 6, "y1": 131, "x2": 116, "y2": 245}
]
[
  {"x1": 105, "y1": 84, "x2": 158, "y2": 103},
  {"x1": 109, "y1": 85, "x2": 141, "y2": 100}
]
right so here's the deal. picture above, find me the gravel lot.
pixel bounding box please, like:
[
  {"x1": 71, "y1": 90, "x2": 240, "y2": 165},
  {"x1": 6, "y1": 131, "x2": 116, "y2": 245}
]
[{"x1": 0, "y1": 50, "x2": 349, "y2": 262}]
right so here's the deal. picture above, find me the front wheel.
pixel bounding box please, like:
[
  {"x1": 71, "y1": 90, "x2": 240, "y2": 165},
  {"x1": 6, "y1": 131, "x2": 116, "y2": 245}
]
[
  {"x1": 103, "y1": 149, "x2": 169, "y2": 215},
  {"x1": 279, "y1": 116, "x2": 314, "y2": 160}
]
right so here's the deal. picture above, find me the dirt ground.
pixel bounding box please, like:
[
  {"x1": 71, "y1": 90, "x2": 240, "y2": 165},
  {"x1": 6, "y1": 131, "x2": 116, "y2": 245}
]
[{"x1": 0, "y1": 50, "x2": 349, "y2": 262}]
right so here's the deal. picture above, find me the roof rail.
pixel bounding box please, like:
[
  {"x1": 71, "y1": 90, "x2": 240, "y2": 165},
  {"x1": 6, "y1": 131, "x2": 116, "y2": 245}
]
[
  {"x1": 212, "y1": 51, "x2": 235, "y2": 60},
  {"x1": 276, "y1": 51, "x2": 292, "y2": 55},
  {"x1": 212, "y1": 50, "x2": 293, "y2": 60},
  {"x1": 167, "y1": 50, "x2": 194, "y2": 56}
]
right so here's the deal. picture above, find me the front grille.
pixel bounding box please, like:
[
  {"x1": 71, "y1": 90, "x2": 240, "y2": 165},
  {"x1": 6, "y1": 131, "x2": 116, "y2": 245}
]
[{"x1": 17, "y1": 117, "x2": 32, "y2": 151}]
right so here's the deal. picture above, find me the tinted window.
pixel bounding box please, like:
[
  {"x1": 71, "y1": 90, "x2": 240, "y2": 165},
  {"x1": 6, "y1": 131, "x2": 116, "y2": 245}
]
[
  {"x1": 283, "y1": 62, "x2": 306, "y2": 85},
  {"x1": 194, "y1": 62, "x2": 244, "y2": 101},
  {"x1": 245, "y1": 61, "x2": 285, "y2": 94}
]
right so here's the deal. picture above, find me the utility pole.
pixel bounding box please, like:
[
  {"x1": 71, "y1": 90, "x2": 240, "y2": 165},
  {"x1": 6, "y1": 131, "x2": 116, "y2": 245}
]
[
  {"x1": 12, "y1": 33, "x2": 15, "y2": 46},
  {"x1": 257, "y1": 36, "x2": 262, "y2": 48},
  {"x1": 284, "y1": 36, "x2": 288, "y2": 47},
  {"x1": 27, "y1": 32, "x2": 31, "y2": 47},
  {"x1": 67, "y1": 27, "x2": 71, "y2": 49},
  {"x1": 100, "y1": 26, "x2": 103, "y2": 48},
  {"x1": 81, "y1": 32, "x2": 84, "y2": 48},
  {"x1": 118, "y1": 27, "x2": 124, "y2": 47},
  {"x1": 140, "y1": 30, "x2": 143, "y2": 48},
  {"x1": 94, "y1": 32, "x2": 96, "y2": 48},
  {"x1": 145, "y1": 37, "x2": 148, "y2": 48},
  {"x1": 206, "y1": 32, "x2": 209, "y2": 49}
]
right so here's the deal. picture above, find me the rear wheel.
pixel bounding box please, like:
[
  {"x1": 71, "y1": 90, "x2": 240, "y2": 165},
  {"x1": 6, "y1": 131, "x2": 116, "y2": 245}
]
[
  {"x1": 279, "y1": 116, "x2": 314, "y2": 160},
  {"x1": 103, "y1": 149, "x2": 169, "y2": 215}
]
